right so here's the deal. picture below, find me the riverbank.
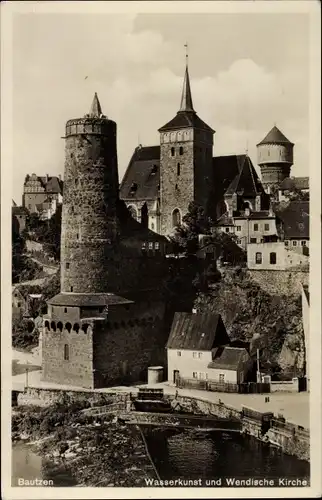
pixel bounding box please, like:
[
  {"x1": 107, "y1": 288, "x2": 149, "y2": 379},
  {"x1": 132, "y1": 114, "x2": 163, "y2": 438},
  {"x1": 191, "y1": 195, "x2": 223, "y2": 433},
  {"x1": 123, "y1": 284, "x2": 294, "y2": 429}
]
[{"x1": 12, "y1": 403, "x2": 157, "y2": 487}]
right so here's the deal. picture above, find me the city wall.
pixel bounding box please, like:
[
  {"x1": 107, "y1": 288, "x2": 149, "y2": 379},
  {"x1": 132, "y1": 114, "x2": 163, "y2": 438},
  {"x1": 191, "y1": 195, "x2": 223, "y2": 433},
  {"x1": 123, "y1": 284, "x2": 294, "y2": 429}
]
[{"x1": 248, "y1": 269, "x2": 309, "y2": 296}]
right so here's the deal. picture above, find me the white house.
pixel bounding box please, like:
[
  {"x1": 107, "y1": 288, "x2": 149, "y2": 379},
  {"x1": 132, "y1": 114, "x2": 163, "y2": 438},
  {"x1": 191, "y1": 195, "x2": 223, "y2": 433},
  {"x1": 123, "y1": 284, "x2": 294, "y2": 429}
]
[
  {"x1": 166, "y1": 311, "x2": 231, "y2": 384},
  {"x1": 207, "y1": 346, "x2": 252, "y2": 385}
]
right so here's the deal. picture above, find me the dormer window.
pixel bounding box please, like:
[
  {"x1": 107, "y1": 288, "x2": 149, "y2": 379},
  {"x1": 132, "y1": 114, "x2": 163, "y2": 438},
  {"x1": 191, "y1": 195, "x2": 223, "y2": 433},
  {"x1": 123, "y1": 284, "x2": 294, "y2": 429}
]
[
  {"x1": 130, "y1": 182, "x2": 138, "y2": 194},
  {"x1": 151, "y1": 164, "x2": 157, "y2": 174}
]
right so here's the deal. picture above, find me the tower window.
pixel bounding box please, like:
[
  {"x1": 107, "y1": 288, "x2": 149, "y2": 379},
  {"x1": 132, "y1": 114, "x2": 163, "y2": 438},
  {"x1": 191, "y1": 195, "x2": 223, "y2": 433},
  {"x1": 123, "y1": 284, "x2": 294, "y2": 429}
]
[
  {"x1": 177, "y1": 163, "x2": 181, "y2": 176},
  {"x1": 270, "y1": 252, "x2": 277, "y2": 264},
  {"x1": 66, "y1": 263, "x2": 70, "y2": 269},
  {"x1": 172, "y1": 209, "x2": 181, "y2": 228},
  {"x1": 255, "y1": 252, "x2": 262, "y2": 264},
  {"x1": 171, "y1": 147, "x2": 175, "y2": 157},
  {"x1": 64, "y1": 307, "x2": 67, "y2": 313},
  {"x1": 76, "y1": 233, "x2": 79, "y2": 239},
  {"x1": 64, "y1": 344, "x2": 69, "y2": 361},
  {"x1": 179, "y1": 147, "x2": 183, "y2": 155},
  {"x1": 175, "y1": 184, "x2": 178, "y2": 190},
  {"x1": 70, "y1": 286, "x2": 73, "y2": 292}
]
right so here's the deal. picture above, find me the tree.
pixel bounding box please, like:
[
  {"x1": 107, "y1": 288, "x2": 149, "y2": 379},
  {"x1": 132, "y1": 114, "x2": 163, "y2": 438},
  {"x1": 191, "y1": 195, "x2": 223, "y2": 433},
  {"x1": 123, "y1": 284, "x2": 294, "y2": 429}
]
[{"x1": 170, "y1": 202, "x2": 212, "y2": 256}]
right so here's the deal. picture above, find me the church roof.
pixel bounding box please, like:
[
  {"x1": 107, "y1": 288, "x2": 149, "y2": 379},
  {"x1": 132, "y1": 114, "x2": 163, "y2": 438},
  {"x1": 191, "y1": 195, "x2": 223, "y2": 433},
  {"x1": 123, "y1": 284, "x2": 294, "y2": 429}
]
[
  {"x1": 224, "y1": 155, "x2": 264, "y2": 197},
  {"x1": 166, "y1": 312, "x2": 229, "y2": 350},
  {"x1": 179, "y1": 64, "x2": 195, "y2": 112},
  {"x1": 120, "y1": 146, "x2": 160, "y2": 200},
  {"x1": 159, "y1": 111, "x2": 214, "y2": 133},
  {"x1": 48, "y1": 292, "x2": 134, "y2": 307},
  {"x1": 158, "y1": 64, "x2": 214, "y2": 132},
  {"x1": 257, "y1": 126, "x2": 293, "y2": 146}
]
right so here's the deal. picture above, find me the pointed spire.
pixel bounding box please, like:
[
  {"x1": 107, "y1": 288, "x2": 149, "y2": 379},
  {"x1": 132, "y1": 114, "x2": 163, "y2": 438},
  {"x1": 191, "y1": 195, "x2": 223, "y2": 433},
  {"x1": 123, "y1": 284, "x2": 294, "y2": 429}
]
[
  {"x1": 179, "y1": 44, "x2": 195, "y2": 113},
  {"x1": 89, "y1": 92, "x2": 103, "y2": 117}
]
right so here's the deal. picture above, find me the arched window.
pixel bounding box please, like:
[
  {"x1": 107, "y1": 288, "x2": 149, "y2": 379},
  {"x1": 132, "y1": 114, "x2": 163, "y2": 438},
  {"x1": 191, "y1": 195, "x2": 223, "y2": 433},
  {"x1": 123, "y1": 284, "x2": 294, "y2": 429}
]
[
  {"x1": 50, "y1": 321, "x2": 56, "y2": 332},
  {"x1": 141, "y1": 203, "x2": 148, "y2": 228},
  {"x1": 255, "y1": 252, "x2": 262, "y2": 264},
  {"x1": 270, "y1": 252, "x2": 277, "y2": 264},
  {"x1": 57, "y1": 321, "x2": 63, "y2": 332},
  {"x1": 73, "y1": 323, "x2": 80, "y2": 333},
  {"x1": 177, "y1": 163, "x2": 181, "y2": 176},
  {"x1": 65, "y1": 322, "x2": 72, "y2": 333},
  {"x1": 179, "y1": 147, "x2": 183, "y2": 156},
  {"x1": 171, "y1": 147, "x2": 175, "y2": 157},
  {"x1": 45, "y1": 321, "x2": 50, "y2": 329},
  {"x1": 172, "y1": 209, "x2": 181, "y2": 228},
  {"x1": 82, "y1": 323, "x2": 89, "y2": 334},
  {"x1": 128, "y1": 205, "x2": 138, "y2": 220}
]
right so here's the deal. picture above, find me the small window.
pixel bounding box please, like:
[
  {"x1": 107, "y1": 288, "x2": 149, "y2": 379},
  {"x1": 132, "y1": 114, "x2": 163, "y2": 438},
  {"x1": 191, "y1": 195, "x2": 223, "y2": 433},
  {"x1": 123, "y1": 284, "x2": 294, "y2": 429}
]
[
  {"x1": 71, "y1": 286, "x2": 73, "y2": 292},
  {"x1": 179, "y1": 147, "x2": 183, "y2": 155},
  {"x1": 198, "y1": 352, "x2": 203, "y2": 359},
  {"x1": 151, "y1": 164, "x2": 157, "y2": 174},
  {"x1": 193, "y1": 352, "x2": 197, "y2": 358},
  {"x1": 142, "y1": 242, "x2": 146, "y2": 250},
  {"x1": 148, "y1": 242, "x2": 153, "y2": 250},
  {"x1": 219, "y1": 374, "x2": 225, "y2": 383},
  {"x1": 285, "y1": 241, "x2": 289, "y2": 246},
  {"x1": 64, "y1": 344, "x2": 69, "y2": 361},
  {"x1": 76, "y1": 233, "x2": 79, "y2": 239},
  {"x1": 250, "y1": 238, "x2": 257, "y2": 243},
  {"x1": 151, "y1": 223, "x2": 155, "y2": 231},
  {"x1": 301, "y1": 241, "x2": 307, "y2": 246},
  {"x1": 255, "y1": 252, "x2": 262, "y2": 264},
  {"x1": 130, "y1": 182, "x2": 138, "y2": 193},
  {"x1": 293, "y1": 241, "x2": 297, "y2": 246},
  {"x1": 171, "y1": 147, "x2": 175, "y2": 157},
  {"x1": 270, "y1": 252, "x2": 277, "y2": 264},
  {"x1": 175, "y1": 184, "x2": 178, "y2": 190},
  {"x1": 237, "y1": 239, "x2": 242, "y2": 244},
  {"x1": 236, "y1": 226, "x2": 241, "y2": 232},
  {"x1": 254, "y1": 224, "x2": 259, "y2": 231},
  {"x1": 17, "y1": 302, "x2": 21, "y2": 307},
  {"x1": 64, "y1": 307, "x2": 67, "y2": 313},
  {"x1": 155, "y1": 242, "x2": 160, "y2": 250},
  {"x1": 177, "y1": 351, "x2": 181, "y2": 357},
  {"x1": 66, "y1": 263, "x2": 70, "y2": 269},
  {"x1": 225, "y1": 227, "x2": 230, "y2": 233},
  {"x1": 177, "y1": 163, "x2": 181, "y2": 176},
  {"x1": 264, "y1": 224, "x2": 270, "y2": 231},
  {"x1": 193, "y1": 372, "x2": 198, "y2": 379}
]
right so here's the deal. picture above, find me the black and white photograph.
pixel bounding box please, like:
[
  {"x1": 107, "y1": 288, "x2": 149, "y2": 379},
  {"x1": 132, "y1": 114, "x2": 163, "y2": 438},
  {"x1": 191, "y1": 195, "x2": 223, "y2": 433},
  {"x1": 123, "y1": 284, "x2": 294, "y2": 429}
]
[{"x1": 1, "y1": 1, "x2": 321, "y2": 498}]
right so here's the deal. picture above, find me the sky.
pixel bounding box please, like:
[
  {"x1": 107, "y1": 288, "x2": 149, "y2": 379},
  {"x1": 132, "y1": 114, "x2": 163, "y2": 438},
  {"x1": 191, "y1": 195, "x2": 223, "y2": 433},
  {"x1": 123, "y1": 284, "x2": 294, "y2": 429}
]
[{"x1": 11, "y1": 9, "x2": 310, "y2": 204}]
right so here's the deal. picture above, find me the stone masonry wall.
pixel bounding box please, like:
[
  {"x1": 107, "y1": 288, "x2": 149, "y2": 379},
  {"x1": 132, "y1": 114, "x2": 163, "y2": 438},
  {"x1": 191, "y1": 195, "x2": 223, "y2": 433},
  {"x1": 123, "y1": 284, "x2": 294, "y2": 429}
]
[
  {"x1": 248, "y1": 269, "x2": 309, "y2": 296},
  {"x1": 61, "y1": 119, "x2": 119, "y2": 293},
  {"x1": 42, "y1": 321, "x2": 94, "y2": 388},
  {"x1": 93, "y1": 300, "x2": 167, "y2": 388}
]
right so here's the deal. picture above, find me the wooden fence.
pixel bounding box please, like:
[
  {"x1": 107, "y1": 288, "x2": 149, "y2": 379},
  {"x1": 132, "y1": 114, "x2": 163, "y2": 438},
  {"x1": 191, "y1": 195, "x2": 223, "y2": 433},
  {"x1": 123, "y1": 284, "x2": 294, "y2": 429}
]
[{"x1": 176, "y1": 377, "x2": 270, "y2": 394}]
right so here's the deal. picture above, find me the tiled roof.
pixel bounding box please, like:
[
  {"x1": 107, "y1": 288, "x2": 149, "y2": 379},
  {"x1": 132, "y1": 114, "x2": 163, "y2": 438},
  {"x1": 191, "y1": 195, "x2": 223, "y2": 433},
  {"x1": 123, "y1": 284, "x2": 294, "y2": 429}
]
[
  {"x1": 48, "y1": 293, "x2": 134, "y2": 307},
  {"x1": 166, "y1": 312, "x2": 229, "y2": 350},
  {"x1": 225, "y1": 155, "x2": 264, "y2": 197},
  {"x1": 159, "y1": 111, "x2": 214, "y2": 133},
  {"x1": 119, "y1": 146, "x2": 160, "y2": 200},
  {"x1": 257, "y1": 126, "x2": 293, "y2": 146},
  {"x1": 45, "y1": 176, "x2": 63, "y2": 194},
  {"x1": 208, "y1": 346, "x2": 248, "y2": 371},
  {"x1": 276, "y1": 201, "x2": 309, "y2": 239},
  {"x1": 279, "y1": 177, "x2": 309, "y2": 191},
  {"x1": 217, "y1": 213, "x2": 234, "y2": 226}
]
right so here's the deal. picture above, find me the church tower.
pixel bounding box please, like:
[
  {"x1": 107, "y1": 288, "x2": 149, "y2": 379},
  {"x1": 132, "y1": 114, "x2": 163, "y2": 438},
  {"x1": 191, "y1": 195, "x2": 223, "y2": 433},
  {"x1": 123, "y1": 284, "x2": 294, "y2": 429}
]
[
  {"x1": 257, "y1": 125, "x2": 294, "y2": 194},
  {"x1": 158, "y1": 56, "x2": 215, "y2": 235}
]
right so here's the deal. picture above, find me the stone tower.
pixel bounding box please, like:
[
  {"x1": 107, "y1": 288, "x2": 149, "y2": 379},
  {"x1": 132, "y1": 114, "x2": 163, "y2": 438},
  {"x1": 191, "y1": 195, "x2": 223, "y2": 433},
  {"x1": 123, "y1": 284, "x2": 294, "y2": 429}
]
[
  {"x1": 158, "y1": 62, "x2": 215, "y2": 235},
  {"x1": 257, "y1": 125, "x2": 294, "y2": 193},
  {"x1": 61, "y1": 92, "x2": 119, "y2": 293}
]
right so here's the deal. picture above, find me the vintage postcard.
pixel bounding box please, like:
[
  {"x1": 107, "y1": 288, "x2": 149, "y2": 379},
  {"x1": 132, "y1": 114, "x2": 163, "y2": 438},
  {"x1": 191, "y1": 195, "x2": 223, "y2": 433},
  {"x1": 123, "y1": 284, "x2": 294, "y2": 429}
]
[{"x1": 1, "y1": 1, "x2": 321, "y2": 499}]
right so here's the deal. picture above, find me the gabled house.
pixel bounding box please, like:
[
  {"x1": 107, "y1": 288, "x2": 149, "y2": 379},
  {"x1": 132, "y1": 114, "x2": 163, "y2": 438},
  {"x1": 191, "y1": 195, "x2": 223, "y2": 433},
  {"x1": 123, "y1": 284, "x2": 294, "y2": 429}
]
[
  {"x1": 208, "y1": 346, "x2": 252, "y2": 384},
  {"x1": 166, "y1": 311, "x2": 230, "y2": 383}
]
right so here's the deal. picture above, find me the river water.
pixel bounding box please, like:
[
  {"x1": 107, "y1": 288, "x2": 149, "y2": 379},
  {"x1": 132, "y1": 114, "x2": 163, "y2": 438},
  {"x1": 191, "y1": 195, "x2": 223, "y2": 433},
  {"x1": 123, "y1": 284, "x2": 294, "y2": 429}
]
[
  {"x1": 12, "y1": 430, "x2": 310, "y2": 487},
  {"x1": 12, "y1": 442, "x2": 77, "y2": 487},
  {"x1": 142, "y1": 428, "x2": 310, "y2": 486}
]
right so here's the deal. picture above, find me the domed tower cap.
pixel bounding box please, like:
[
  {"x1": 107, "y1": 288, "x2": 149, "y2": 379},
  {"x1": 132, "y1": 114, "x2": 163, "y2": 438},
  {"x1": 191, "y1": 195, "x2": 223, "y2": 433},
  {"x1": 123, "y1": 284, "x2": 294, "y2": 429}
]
[{"x1": 257, "y1": 125, "x2": 294, "y2": 146}]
